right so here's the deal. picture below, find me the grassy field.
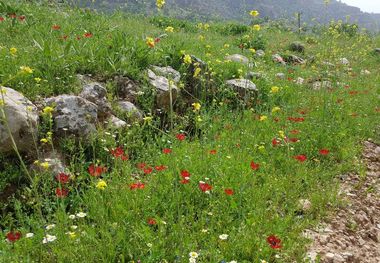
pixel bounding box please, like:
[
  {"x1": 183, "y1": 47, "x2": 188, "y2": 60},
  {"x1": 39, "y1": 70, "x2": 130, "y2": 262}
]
[{"x1": 0, "y1": 1, "x2": 379, "y2": 262}]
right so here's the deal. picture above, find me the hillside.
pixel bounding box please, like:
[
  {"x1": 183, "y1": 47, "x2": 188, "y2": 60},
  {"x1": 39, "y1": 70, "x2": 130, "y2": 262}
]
[
  {"x1": 1, "y1": 1, "x2": 380, "y2": 262},
  {"x1": 85, "y1": 0, "x2": 380, "y2": 31}
]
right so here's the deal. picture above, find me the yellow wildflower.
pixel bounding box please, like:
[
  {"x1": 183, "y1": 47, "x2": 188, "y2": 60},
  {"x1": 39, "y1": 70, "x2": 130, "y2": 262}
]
[
  {"x1": 192, "y1": 102, "x2": 201, "y2": 111},
  {"x1": 198, "y1": 35, "x2": 205, "y2": 41},
  {"x1": 20, "y1": 66, "x2": 33, "y2": 74},
  {"x1": 67, "y1": 232, "x2": 77, "y2": 239},
  {"x1": 193, "y1": 67, "x2": 201, "y2": 78},
  {"x1": 165, "y1": 26, "x2": 174, "y2": 33},
  {"x1": 156, "y1": 0, "x2": 165, "y2": 9},
  {"x1": 203, "y1": 23, "x2": 210, "y2": 30},
  {"x1": 40, "y1": 162, "x2": 50, "y2": 170},
  {"x1": 278, "y1": 130, "x2": 285, "y2": 138},
  {"x1": 10, "y1": 47, "x2": 17, "y2": 56},
  {"x1": 223, "y1": 44, "x2": 230, "y2": 48},
  {"x1": 270, "y1": 86, "x2": 280, "y2": 94},
  {"x1": 43, "y1": 106, "x2": 54, "y2": 114},
  {"x1": 34, "y1": 77, "x2": 42, "y2": 83},
  {"x1": 271, "y1": 106, "x2": 281, "y2": 113},
  {"x1": 250, "y1": 10, "x2": 259, "y2": 17},
  {"x1": 40, "y1": 138, "x2": 49, "y2": 143},
  {"x1": 258, "y1": 145, "x2": 265, "y2": 151},
  {"x1": 259, "y1": 115, "x2": 268, "y2": 121},
  {"x1": 183, "y1": 54, "x2": 192, "y2": 64},
  {"x1": 252, "y1": 24, "x2": 261, "y2": 31},
  {"x1": 143, "y1": 116, "x2": 153, "y2": 123},
  {"x1": 249, "y1": 48, "x2": 256, "y2": 54},
  {"x1": 96, "y1": 179, "x2": 107, "y2": 190}
]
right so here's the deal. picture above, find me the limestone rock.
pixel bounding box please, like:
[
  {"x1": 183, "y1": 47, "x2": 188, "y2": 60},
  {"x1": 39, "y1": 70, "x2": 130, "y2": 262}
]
[
  {"x1": 148, "y1": 69, "x2": 178, "y2": 110},
  {"x1": 0, "y1": 87, "x2": 39, "y2": 154},
  {"x1": 79, "y1": 81, "x2": 111, "y2": 120},
  {"x1": 44, "y1": 95, "x2": 98, "y2": 137},
  {"x1": 151, "y1": 66, "x2": 181, "y2": 83},
  {"x1": 117, "y1": 101, "x2": 143, "y2": 122},
  {"x1": 225, "y1": 54, "x2": 249, "y2": 64},
  {"x1": 225, "y1": 79, "x2": 258, "y2": 99}
]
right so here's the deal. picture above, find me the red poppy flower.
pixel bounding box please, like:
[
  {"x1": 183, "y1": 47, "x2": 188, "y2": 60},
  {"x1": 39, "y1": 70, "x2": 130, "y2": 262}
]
[
  {"x1": 349, "y1": 91, "x2": 358, "y2": 95},
  {"x1": 290, "y1": 129, "x2": 300, "y2": 134},
  {"x1": 267, "y1": 235, "x2": 282, "y2": 249},
  {"x1": 209, "y1": 149, "x2": 217, "y2": 155},
  {"x1": 287, "y1": 117, "x2": 305, "y2": 122},
  {"x1": 52, "y1": 24, "x2": 61, "y2": 30},
  {"x1": 199, "y1": 182, "x2": 212, "y2": 192},
  {"x1": 88, "y1": 164, "x2": 106, "y2": 177},
  {"x1": 294, "y1": 155, "x2": 307, "y2": 162},
  {"x1": 56, "y1": 173, "x2": 70, "y2": 184},
  {"x1": 286, "y1": 137, "x2": 299, "y2": 143},
  {"x1": 272, "y1": 138, "x2": 281, "y2": 147},
  {"x1": 147, "y1": 218, "x2": 157, "y2": 225},
  {"x1": 84, "y1": 32, "x2": 93, "y2": 38},
  {"x1": 143, "y1": 167, "x2": 153, "y2": 174},
  {"x1": 61, "y1": 35, "x2": 68, "y2": 40},
  {"x1": 76, "y1": 36, "x2": 81, "y2": 40},
  {"x1": 155, "y1": 165, "x2": 167, "y2": 171},
  {"x1": 162, "y1": 148, "x2": 172, "y2": 154},
  {"x1": 111, "y1": 147, "x2": 129, "y2": 160},
  {"x1": 6, "y1": 231, "x2": 21, "y2": 243},
  {"x1": 287, "y1": 77, "x2": 293, "y2": 81},
  {"x1": 224, "y1": 188, "x2": 234, "y2": 195},
  {"x1": 297, "y1": 109, "x2": 307, "y2": 115},
  {"x1": 180, "y1": 179, "x2": 190, "y2": 184},
  {"x1": 319, "y1": 149, "x2": 330, "y2": 155},
  {"x1": 250, "y1": 161, "x2": 260, "y2": 170},
  {"x1": 55, "y1": 187, "x2": 69, "y2": 198},
  {"x1": 154, "y1": 37, "x2": 161, "y2": 43},
  {"x1": 18, "y1": 15, "x2": 26, "y2": 21},
  {"x1": 180, "y1": 170, "x2": 191, "y2": 179},
  {"x1": 0, "y1": 17, "x2": 4, "y2": 22},
  {"x1": 130, "y1": 182, "x2": 145, "y2": 190},
  {"x1": 136, "y1": 162, "x2": 146, "y2": 169},
  {"x1": 176, "y1": 133, "x2": 186, "y2": 141}
]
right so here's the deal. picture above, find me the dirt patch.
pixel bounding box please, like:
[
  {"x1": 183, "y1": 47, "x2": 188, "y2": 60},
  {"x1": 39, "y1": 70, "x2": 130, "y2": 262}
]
[{"x1": 305, "y1": 140, "x2": 380, "y2": 262}]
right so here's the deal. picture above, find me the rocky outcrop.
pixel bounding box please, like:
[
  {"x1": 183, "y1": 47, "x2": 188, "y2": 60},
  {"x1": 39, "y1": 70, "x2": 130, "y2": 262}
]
[
  {"x1": 225, "y1": 54, "x2": 249, "y2": 64},
  {"x1": 225, "y1": 79, "x2": 258, "y2": 99},
  {"x1": 0, "y1": 87, "x2": 39, "y2": 154},
  {"x1": 151, "y1": 66, "x2": 181, "y2": 83},
  {"x1": 148, "y1": 69, "x2": 178, "y2": 110},
  {"x1": 44, "y1": 95, "x2": 98, "y2": 137},
  {"x1": 117, "y1": 101, "x2": 143, "y2": 122},
  {"x1": 79, "y1": 81, "x2": 111, "y2": 120}
]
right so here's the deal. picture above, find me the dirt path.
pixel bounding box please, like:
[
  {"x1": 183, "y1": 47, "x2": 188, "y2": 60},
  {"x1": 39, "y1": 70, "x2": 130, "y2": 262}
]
[{"x1": 305, "y1": 140, "x2": 380, "y2": 263}]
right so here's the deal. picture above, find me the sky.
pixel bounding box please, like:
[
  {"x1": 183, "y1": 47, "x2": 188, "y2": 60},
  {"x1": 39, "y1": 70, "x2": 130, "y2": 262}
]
[{"x1": 340, "y1": 0, "x2": 380, "y2": 13}]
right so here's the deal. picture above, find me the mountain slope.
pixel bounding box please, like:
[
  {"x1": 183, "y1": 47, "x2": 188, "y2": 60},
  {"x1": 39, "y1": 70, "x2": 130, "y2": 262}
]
[{"x1": 83, "y1": 0, "x2": 380, "y2": 31}]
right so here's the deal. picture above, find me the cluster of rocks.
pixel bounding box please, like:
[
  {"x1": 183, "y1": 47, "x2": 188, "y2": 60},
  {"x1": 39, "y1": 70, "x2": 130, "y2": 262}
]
[{"x1": 0, "y1": 60, "x2": 261, "y2": 156}]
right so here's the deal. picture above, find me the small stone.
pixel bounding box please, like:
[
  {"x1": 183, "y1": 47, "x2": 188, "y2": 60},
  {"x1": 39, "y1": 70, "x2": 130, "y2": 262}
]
[
  {"x1": 299, "y1": 199, "x2": 312, "y2": 212},
  {"x1": 272, "y1": 54, "x2": 286, "y2": 65},
  {"x1": 225, "y1": 54, "x2": 249, "y2": 64},
  {"x1": 325, "y1": 252, "x2": 335, "y2": 262},
  {"x1": 340, "y1": 58, "x2": 350, "y2": 65},
  {"x1": 255, "y1": 49, "x2": 265, "y2": 57},
  {"x1": 275, "y1": 73, "x2": 285, "y2": 79}
]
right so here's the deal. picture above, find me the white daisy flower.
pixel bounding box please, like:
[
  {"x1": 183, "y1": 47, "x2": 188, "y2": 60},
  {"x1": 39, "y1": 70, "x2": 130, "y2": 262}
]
[
  {"x1": 42, "y1": 234, "x2": 57, "y2": 244},
  {"x1": 45, "y1": 224, "x2": 55, "y2": 230},
  {"x1": 189, "y1": 252, "x2": 199, "y2": 258},
  {"x1": 219, "y1": 234, "x2": 228, "y2": 240},
  {"x1": 76, "y1": 212, "x2": 87, "y2": 218},
  {"x1": 25, "y1": 233, "x2": 34, "y2": 238}
]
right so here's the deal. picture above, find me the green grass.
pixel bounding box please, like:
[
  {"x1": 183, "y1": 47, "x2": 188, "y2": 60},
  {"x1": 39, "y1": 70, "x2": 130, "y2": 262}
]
[{"x1": 0, "y1": 1, "x2": 379, "y2": 262}]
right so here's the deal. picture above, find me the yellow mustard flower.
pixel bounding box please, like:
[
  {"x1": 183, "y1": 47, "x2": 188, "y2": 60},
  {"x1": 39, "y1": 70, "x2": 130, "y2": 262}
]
[
  {"x1": 156, "y1": 0, "x2": 165, "y2": 9},
  {"x1": 20, "y1": 66, "x2": 33, "y2": 74},
  {"x1": 165, "y1": 26, "x2": 174, "y2": 33},
  {"x1": 250, "y1": 10, "x2": 259, "y2": 17},
  {"x1": 34, "y1": 77, "x2": 42, "y2": 83},
  {"x1": 96, "y1": 179, "x2": 107, "y2": 190},
  {"x1": 272, "y1": 106, "x2": 281, "y2": 113},
  {"x1": 193, "y1": 67, "x2": 201, "y2": 78},
  {"x1": 192, "y1": 102, "x2": 201, "y2": 111},
  {"x1": 252, "y1": 24, "x2": 261, "y2": 31},
  {"x1": 183, "y1": 54, "x2": 192, "y2": 64},
  {"x1": 40, "y1": 138, "x2": 49, "y2": 143},
  {"x1": 270, "y1": 86, "x2": 280, "y2": 94},
  {"x1": 10, "y1": 47, "x2": 17, "y2": 56},
  {"x1": 43, "y1": 106, "x2": 54, "y2": 114},
  {"x1": 40, "y1": 162, "x2": 50, "y2": 170},
  {"x1": 259, "y1": 115, "x2": 268, "y2": 121}
]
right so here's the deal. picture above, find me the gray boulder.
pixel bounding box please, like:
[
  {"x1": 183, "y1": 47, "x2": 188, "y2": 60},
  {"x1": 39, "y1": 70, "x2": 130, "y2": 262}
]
[
  {"x1": 340, "y1": 58, "x2": 350, "y2": 65},
  {"x1": 117, "y1": 101, "x2": 143, "y2": 122},
  {"x1": 114, "y1": 75, "x2": 140, "y2": 103},
  {"x1": 79, "y1": 82, "x2": 111, "y2": 120},
  {"x1": 312, "y1": 81, "x2": 332, "y2": 90},
  {"x1": 0, "y1": 87, "x2": 39, "y2": 154},
  {"x1": 225, "y1": 54, "x2": 249, "y2": 64},
  {"x1": 284, "y1": 54, "x2": 305, "y2": 65},
  {"x1": 44, "y1": 95, "x2": 98, "y2": 137},
  {"x1": 108, "y1": 115, "x2": 128, "y2": 129},
  {"x1": 255, "y1": 50, "x2": 265, "y2": 57},
  {"x1": 151, "y1": 66, "x2": 181, "y2": 83},
  {"x1": 148, "y1": 69, "x2": 178, "y2": 110},
  {"x1": 226, "y1": 79, "x2": 258, "y2": 99},
  {"x1": 275, "y1": 73, "x2": 286, "y2": 79}
]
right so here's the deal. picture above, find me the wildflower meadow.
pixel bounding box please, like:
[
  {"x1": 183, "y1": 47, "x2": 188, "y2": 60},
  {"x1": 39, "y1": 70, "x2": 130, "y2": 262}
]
[{"x1": 0, "y1": 0, "x2": 379, "y2": 262}]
